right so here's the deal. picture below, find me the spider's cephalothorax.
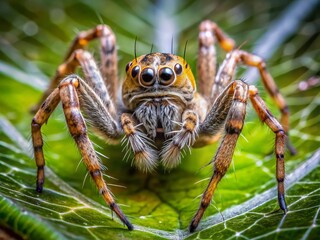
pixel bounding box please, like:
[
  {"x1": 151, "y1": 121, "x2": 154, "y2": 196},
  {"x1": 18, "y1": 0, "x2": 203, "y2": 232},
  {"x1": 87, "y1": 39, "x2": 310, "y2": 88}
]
[
  {"x1": 122, "y1": 53, "x2": 213, "y2": 172},
  {"x1": 31, "y1": 21, "x2": 295, "y2": 232},
  {"x1": 122, "y1": 53, "x2": 197, "y2": 138}
]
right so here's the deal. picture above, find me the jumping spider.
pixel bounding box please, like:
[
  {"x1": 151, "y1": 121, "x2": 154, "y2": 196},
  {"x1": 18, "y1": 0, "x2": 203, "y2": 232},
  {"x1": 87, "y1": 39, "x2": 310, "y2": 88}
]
[{"x1": 31, "y1": 20, "x2": 295, "y2": 232}]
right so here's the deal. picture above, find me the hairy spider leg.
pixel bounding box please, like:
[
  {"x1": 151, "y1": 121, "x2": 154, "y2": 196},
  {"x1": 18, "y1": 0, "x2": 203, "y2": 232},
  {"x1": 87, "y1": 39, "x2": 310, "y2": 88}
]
[
  {"x1": 32, "y1": 75, "x2": 133, "y2": 230},
  {"x1": 190, "y1": 80, "x2": 286, "y2": 232},
  {"x1": 40, "y1": 48, "x2": 119, "y2": 140},
  {"x1": 160, "y1": 110, "x2": 199, "y2": 169},
  {"x1": 32, "y1": 88, "x2": 61, "y2": 192},
  {"x1": 69, "y1": 49, "x2": 116, "y2": 115},
  {"x1": 197, "y1": 20, "x2": 235, "y2": 103},
  {"x1": 32, "y1": 25, "x2": 118, "y2": 112},
  {"x1": 249, "y1": 85, "x2": 287, "y2": 214},
  {"x1": 120, "y1": 113, "x2": 158, "y2": 172},
  {"x1": 213, "y1": 49, "x2": 295, "y2": 154},
  {"x1": 190, "y1": 80, "x2": 249, "y2": 232}
]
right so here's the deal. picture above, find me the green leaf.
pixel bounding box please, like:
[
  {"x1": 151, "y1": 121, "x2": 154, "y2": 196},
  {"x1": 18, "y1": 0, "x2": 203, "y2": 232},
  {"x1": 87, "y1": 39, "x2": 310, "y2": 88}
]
[
  {"x1": 0, "y1": 0, "x2": 319, "y2": 239},
  {"x1": 185, "y1": 151, "x2": 320, "y2": 239},
  {"x1": 0, "y1": 195, "x2": 66, "y2": 240}
]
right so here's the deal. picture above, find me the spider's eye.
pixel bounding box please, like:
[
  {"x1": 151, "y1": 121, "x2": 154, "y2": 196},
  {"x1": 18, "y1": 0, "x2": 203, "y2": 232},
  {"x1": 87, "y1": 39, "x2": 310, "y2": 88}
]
[
  {"x1": 125, "y1": 62, "x2": 132, "y2": 72},
  {"x1": 140, "y1": 68, "x2": 155, "y2": 86},
  {"x1": 159, "y1": 67, "x2": 175, "y2": 85},
  {"x1": 131, "y1": 66, "x2": 140, "y2": 78},
  {"x1": 174, "y1": 63, "x2": 182, "y2": 75}
]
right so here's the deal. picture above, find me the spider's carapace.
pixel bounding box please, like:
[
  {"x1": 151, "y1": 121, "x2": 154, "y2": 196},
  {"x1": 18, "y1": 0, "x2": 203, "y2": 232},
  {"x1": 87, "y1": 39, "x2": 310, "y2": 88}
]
[{"x1": 122, "y1": 53, "x2": 200, "y2": 138}]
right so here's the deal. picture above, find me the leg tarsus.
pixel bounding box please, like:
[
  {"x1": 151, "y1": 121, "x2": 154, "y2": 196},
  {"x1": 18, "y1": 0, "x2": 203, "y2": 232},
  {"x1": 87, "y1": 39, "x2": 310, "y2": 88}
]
[
  {"x1": 189, "y1": 218, "x2": 200, "y2": 233},
  {"x1": 110, "y1": 202, "x2": 134, "y2": 230},
  {"x1": 36, "y1": 167, "x2": 44, "y2": 193},
  {"x1": 278, "y1": 192, "x2": 288, "y2": 213},
  {"x1": 36, "y1": 181, "x2": 43, "y2": 193}
]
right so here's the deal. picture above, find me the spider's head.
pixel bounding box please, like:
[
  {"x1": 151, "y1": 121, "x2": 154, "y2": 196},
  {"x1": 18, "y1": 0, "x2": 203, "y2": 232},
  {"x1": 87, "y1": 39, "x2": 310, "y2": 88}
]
[{"x1": 122, "y1": 52, "x2": 196, "y2": 109}]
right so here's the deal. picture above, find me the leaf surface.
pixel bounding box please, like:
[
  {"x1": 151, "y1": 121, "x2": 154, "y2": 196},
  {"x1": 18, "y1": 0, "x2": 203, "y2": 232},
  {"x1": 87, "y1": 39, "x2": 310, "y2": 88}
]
[{"x1": 0, "y1": 0, "x2": 319, "y2": 239}]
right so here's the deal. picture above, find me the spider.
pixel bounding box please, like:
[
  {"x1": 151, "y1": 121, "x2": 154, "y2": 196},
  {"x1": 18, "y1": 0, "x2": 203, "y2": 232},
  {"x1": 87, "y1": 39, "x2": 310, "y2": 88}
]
[{"x1": 31, "y1": 20, "x2": 295, "y2": 232}]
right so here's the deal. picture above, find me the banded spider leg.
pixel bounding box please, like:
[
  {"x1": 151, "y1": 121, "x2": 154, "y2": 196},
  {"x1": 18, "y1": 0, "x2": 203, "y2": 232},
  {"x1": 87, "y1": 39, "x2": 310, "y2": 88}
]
[
  {"x1": 197, "y1": 20, "x2": 295, "y2": 154},
  {"x1": 189, "y1": 80, "x2": 286, "y2": 232},
  {"x1": 31, "y1": 75, "x2": 133, "y2": 230},
  {"x1": 31, "y1": 25, "x2": 133, "y2": 230}
]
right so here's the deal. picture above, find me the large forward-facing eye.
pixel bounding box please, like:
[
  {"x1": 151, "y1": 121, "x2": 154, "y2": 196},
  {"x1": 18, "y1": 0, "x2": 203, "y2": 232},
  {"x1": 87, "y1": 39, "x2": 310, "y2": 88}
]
[
  {"x1": 159, "y1": 67, "x2": 175, "y2": 85},
  {"x1": 140, "y1": 68, "x2": 155, "y2": 86},
  {"x1": 131, "y1": 66, "x2": 140, "y2": 78}
]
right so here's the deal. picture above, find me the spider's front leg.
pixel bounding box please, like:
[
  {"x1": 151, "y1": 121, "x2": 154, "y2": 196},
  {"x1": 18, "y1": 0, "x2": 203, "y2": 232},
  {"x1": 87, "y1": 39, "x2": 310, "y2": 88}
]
[
  {"x1": 120, "y1": 113, "x2": 158, "y2": 172},
  {"x1": 31, "y1": 75, "x2": 133, "y2": 230},
  {"x1": 160, "y1": 110, "x2": 200, "y2": 169},
  {"x1": 189, "y1": 80, "x2": 287, "y2": 232},
  {"x1": 197, "y1": 20, "x2": 235, "y2": 104}
]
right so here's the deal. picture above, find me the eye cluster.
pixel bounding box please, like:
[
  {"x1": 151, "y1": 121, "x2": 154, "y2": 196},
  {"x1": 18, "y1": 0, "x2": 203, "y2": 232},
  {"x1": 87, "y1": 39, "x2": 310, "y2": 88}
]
[{"x1": 126, "y1": 62, "x2": 183, "y2": 87}]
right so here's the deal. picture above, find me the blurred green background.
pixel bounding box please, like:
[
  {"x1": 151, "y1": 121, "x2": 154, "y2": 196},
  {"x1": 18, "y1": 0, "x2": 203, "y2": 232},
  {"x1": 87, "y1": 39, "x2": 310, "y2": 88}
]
[{"x1": 0, "y1": 0, "x2": 319, "y2": 239}]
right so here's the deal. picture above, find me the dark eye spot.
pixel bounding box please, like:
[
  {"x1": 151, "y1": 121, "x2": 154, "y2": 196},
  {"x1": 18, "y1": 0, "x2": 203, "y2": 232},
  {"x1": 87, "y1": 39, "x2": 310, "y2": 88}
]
[
  {"x1": 140, "y1": 68, "x2": 155, "y2": 86},
  {"x1": 174, "y1": 63, "x2": 182, "y2": 75},
  {"x1": 125, "y1": 62, "x2": 132, "y2": 72},
  {"x1": 159, "y1": 67, "x2": 175, "y2": 85},
  {"x1": 131, "y1": 66, "x2": 140, "y2": 78}
]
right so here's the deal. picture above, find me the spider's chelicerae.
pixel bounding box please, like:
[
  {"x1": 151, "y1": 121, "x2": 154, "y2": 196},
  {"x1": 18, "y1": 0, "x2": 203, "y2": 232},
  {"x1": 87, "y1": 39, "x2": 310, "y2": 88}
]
[{"x1": 31, "y1": 20, "x2": 295, "y2": 232}]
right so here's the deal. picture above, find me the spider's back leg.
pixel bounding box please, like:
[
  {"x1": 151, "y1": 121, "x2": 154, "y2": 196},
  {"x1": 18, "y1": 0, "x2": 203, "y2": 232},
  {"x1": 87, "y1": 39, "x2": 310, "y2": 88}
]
[
  {"x1": 213, "y1": 50, "x2": 295, "y2": 154},
  {"x1": 197, "y1": 20, "x2": 235, "y2": 104},
  {"x1": 64, "y1": 25, "x2": 119, "y2": 103},
  {"x1": 32, "y1": 25, "x2": 118, "y2": 112}
]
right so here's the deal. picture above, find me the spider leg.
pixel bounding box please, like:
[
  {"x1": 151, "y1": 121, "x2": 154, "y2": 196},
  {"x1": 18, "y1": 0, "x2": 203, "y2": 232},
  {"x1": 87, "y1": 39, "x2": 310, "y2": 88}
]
[
  {"x1": 190, "y1": 80, "x2": 248, "y2": 232},
  {"x1": 213, "y1": 49, "x2": 295, "y2": 154},
  {"x1": 160, "y1": 110, "x2": 199, "y2": 169},
  {"x1": 32, "y1": 25, "x2": 118, "y2": 112},
  {"x1": 120, "y1": 113, "x2": 158, "y2": 172},
  {"x1": 39, "y1": 48, "x2": 117, "y2": 118},
  {"x1": 31, "y1": 75, "x2": 133, "y2": 230},
  {"x1": 190, "y1": 80, "x2": 287, "y2": 232},
  {"x1": 32, "y1": 88, "x2": 61, "y2": 192},
  {"x1": 198, "y1": 20, "x2": 235, "y2": 103},
  {"x1": 249, "y1": 85, "x2": 287, "y2": 213}
]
